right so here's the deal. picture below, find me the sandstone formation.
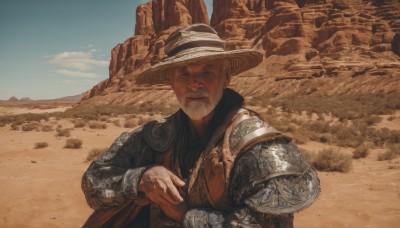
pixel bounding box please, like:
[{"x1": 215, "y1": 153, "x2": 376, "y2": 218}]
[
  {"x1": 82, "y1": 0, "x2": 209, "y2": 101},
  {"x1": 80, "y1": 0, "x2": 400, "y2": 106}
]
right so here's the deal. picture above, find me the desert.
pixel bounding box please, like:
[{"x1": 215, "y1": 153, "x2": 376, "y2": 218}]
[
  {"x1": 2, "y1": 0, "x2": 400, "y2": 227},
  {"x1": 0, "y1": 95, "x2": 399, "y2": 227}
]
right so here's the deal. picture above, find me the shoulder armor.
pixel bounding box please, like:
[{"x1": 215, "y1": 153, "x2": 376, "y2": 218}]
[
  {"x1": 230, "y1": 139, "x2": 319, "y2": 214},
  {"x1": 229, "y1": 109, "x2": 286, "y2": 155},
  {"x1": 143, "y1": 115, "x2": 176, "y2": 152}
]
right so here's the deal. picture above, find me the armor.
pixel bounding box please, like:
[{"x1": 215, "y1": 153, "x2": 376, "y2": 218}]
[
  {"x1": 82, "y1": 101, "x2": 320, "y2": 227},
  {"x1": 143, "y1": 117, "x2": 176, "y2": 153}
]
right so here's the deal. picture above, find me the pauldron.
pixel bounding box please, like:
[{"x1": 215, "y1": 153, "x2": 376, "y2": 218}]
[
  {"x1": 229, "y1": 110, "x2": 286, "y2": 156},
  {"x1": 142, "y1": 115, "x2": 176, "y2": 152},
  {"x1": 230, "y1": 140, "x2": 319, "y2": 214},
  {"x1": 229, "y1": 110, "x2": 320, "y2": 215}
]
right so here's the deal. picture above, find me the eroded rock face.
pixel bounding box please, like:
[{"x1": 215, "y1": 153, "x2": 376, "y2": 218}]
[
  {"x1": 81, "y1": 0, "x2": 400, "y2": 106},
  {"x1": 82, "y1": 0, "x2": 209, "y2": 100}
]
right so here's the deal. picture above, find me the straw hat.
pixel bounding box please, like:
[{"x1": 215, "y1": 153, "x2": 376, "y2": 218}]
[{"x1": 135, "y1": 24, "x2": 263, "y2": 85}]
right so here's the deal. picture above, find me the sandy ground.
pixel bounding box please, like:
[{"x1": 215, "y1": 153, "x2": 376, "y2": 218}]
[{"x1": 0, "y1": 108, "x2": 399, "y2": 227}]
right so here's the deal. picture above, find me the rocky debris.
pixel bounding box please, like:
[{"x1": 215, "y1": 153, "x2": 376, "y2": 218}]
[{"x1": 80, "y1": 0, "x2": 400, "y2": 106}]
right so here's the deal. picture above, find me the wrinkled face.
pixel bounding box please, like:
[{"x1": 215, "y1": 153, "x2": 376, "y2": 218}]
[{"x1": 169, "y1": 60, "x2": 230, "y2": 121}]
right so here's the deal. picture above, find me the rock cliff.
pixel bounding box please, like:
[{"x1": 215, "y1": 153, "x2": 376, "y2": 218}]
[
  {"x1": 80, "y1": 0, "x2": 400, "y2": 106},
  {"x1": 82, "y1": 0, "x2": 209, "y2": 100}
]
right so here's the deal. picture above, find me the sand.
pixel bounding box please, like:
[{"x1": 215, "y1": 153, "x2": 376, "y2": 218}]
[{"x1": 0, "y1": 107, "x2": 399, "y2": 227}]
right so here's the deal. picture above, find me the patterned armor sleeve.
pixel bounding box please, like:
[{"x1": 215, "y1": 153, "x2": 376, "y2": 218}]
[
  {"x1": 183, "y1": 111, "x2": 320, "y2": 227},
  {"x1": 81, "y1": 126, "x2": 149, "y2": 210},
  {"x1": 183, "y1": 138, "x2": 319, "y2": 227}
]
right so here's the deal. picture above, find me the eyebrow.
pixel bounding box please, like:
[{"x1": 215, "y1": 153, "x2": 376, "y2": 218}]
[{"x1": 203, "y1": 63, "x2": 217, "y2": 69}]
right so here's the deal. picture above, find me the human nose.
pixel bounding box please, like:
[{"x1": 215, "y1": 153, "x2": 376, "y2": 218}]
[{"x1": 187, "y1": 74, "x2": 203, "y2": 91}]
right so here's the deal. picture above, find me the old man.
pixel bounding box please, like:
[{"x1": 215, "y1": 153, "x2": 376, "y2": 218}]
[{"x1": 82, "y1": 24, "x2": 320, "y2": 227}]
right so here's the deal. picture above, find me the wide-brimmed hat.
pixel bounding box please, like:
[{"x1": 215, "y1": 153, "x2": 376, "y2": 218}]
[{"x1": 135, "y1": 23, "x2": 263, "y2": 85}]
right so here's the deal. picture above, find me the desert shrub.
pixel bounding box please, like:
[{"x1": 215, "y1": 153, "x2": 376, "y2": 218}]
[
  {"x1": 21, "y1": 122, "x2": 40, "y2": 131},
  {"x1": 332, "y1": 125, "x2": 363, "y2": 148},
  {"x1": 88, "y1": 121, "x2": 107, "y2": 129},
  {"x1": 0, "y1": 113, "x2": 49, "y2": 126},
  {"x1": 10, "y1": 123, "x2": 20, "y2": 130},
  {"x1": 378, "y1": 144, "x2": 400, "y2": 161},
  {"x1": 34, "y1": 142, "x2": 49, "y2": 149},
  {"x1": 365, "y1": 115, "x2": 383, "y2": 125},
  {"x1": 137, "y1": 116, "x2": 150, "y2": 126},
  {"x1": 312, "y1": 148, "x2": 353, "y2": 173},
  {"x1": 299, "y1": 148, "x2": 317, "y2": 163},
  {"x1": 304, "y1": 120, "x2": 330, "y2": 134},
  {"x1": 86, "y1": 147, "x2": 108, "y2": 161},
  {"x1": 270, "y1": 93, "x2": 400, "y2": 120},
  {"x1": 56, "y1": 128, "x2": 71, "y2": 137},
  {"x1": 387, "y1": 130, "x2": 400, "y2": 145},
  {"x1": 112, "y1": 119, "x2": 121, "y2": 127},
  {"x1": 74, "y1": 119, "x2": 86, "y2": 128},
  {"x1": 124, "y1": 119, "x2": 138, "y2": 128},
  {"x1": 352, "y1": 145, "x2": 370, "y2": 159},
  {"x1": 65, "y1": 138, "x2": 82, "y2": 149},
  {"x1": 41, "y1": 125, "x2": 53, "y2": 132},
  {"x1": 0, "y1": 122, "x2": 5, "y2": 127},
  {"x1": 368, "y1": 127, "x2": 392, "y2": 147},
  {"x1": 99, "y1": 116, "x2": 108, "y2": 122},
  {"x1": 387, "y1": 116, "x2": 396, "y2": 121}
]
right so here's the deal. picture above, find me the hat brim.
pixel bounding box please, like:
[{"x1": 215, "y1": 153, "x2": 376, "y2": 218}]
[{"x1": 135, "y1": 49, "x2": 263, "y2": 85}]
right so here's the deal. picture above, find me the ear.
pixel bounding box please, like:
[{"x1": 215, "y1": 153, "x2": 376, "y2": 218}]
[{"x1": 224, "y1": 71, "x2": 231, "y2": 88}]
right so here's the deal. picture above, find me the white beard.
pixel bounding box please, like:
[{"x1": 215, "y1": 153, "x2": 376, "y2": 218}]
[
  {"x1": 180, "y1": 100, "x2": 213, "y2": 121},
  {"x1": 174, "y1": 86, "x2": 224, "y2": 121}
]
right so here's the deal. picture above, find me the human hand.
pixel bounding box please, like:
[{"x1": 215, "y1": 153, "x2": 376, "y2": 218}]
[
  {"x1": 160, "y1": 200, "x2": 188, "y2": 222},
  {"x1": 138, "y1": 166, "x2": 186, "y2": 207}
]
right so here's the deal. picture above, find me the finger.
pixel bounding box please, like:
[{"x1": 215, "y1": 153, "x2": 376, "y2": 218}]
[
  {"x1": 166, "y1": 184, "x2": 184, "y2": 204},
  {"x1": 150, "y1": 191, "x2": 171, "y2": 207},
  {"x1": 168, "y1": 171, "x2": 186, "y2": 187}
]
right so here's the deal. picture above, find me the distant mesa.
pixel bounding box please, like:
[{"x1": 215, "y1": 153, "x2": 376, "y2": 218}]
[
  {"x1": 8, "y1": 97, "x2": 32, "y2": 102},
  {"x1": 20, "y1": 97, "x2": 32, "y2": 101}
]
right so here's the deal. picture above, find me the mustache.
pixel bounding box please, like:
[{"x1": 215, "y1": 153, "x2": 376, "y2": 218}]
[{"x1": 185, "y1": 89, "x2": 209, "y2": 98}]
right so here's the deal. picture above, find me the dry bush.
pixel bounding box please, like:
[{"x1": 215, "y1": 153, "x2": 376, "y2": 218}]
[
  {"x1": 41, "y1": 125, "x2": 53, "y2": 132},
  {"x1": 65, "y1": 138, "x2": 82, "y2": 149},
  {"x1": 299, "y1": 148, "x2": 317, "y2": 164},
  {"x1": 87, "y1": 147, "x2": 108, "y2": 161},
  {"x1": 137, "y1": 116, "x2": 150, "y2": 126},
  {"x1": 312, "y1": 148, "x2": 353, "y2": 173},
  {"x1": 387, "y1": 116, "x2": 396, "y2": 121},
  {"x1": 124, "y1": 119, "x2": 138, "y2": 128},
  {"x1": 56, "y1": 128, "x2": 71, "y2": 137},
  {"x1": 271, "y1": 93, "x2": 400, "y2": 120},
  {"x1": 0, "y1": 122, "x2": 5, "y2": 127},
  {"x1": 34, "y1": 142, "x2": 49, "y2": 149},
  {"x1": 10, "y1": 123, "x2": 20, "y2": 131},
  {"x1": 112, "y1": 119, "x2": 121, "y2": 127},
  {"x1": 74, "y1": 119, "x2": 86, "y2": 128},
  {"x1": 352, "y1": 145, "x2": 370, "y2": 159},
  {"x1": 332, "y1": 125, "x2": 363, "y2": 148},
  {"x1": 99, "y1": 116, "x2": 108, "y2": 122},
  {"x1": 21, "y1": 122, "x2": 40, "y2": 131},
  {"x1": 368, "y1": 127, "x2": 396, "y2": 147},
  {"x1": 88, "y1": 121, "x2": 107, "y2": 129},
  {"x1": 378, "y1": 144, "x2": 400, "y2": 161}
]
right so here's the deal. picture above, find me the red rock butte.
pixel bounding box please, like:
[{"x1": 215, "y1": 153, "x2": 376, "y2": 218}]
[{"x1": 80, "y1": 0, "x2": 400, "y2": 106}]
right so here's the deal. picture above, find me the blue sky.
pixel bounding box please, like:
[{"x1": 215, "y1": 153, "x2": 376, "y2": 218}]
[{"x1": 0, "y1": 0, "x2": 213, "y2": 100}]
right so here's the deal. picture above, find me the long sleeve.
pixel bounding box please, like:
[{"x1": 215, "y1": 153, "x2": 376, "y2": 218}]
[
  {"x1": 81, "y1": 127, "x2": 152, "y2": 210},
  {"x1": 183, "y1": 138, "x2": 320, "y2": 227}
]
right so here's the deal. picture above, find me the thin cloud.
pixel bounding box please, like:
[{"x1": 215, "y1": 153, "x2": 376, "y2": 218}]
[
  {"x1": 57, "y1": 69, "x2": 98, "y2": 78},
  {"x1": 48, "y1": 51, "x2": 108, "y2": 71}
]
